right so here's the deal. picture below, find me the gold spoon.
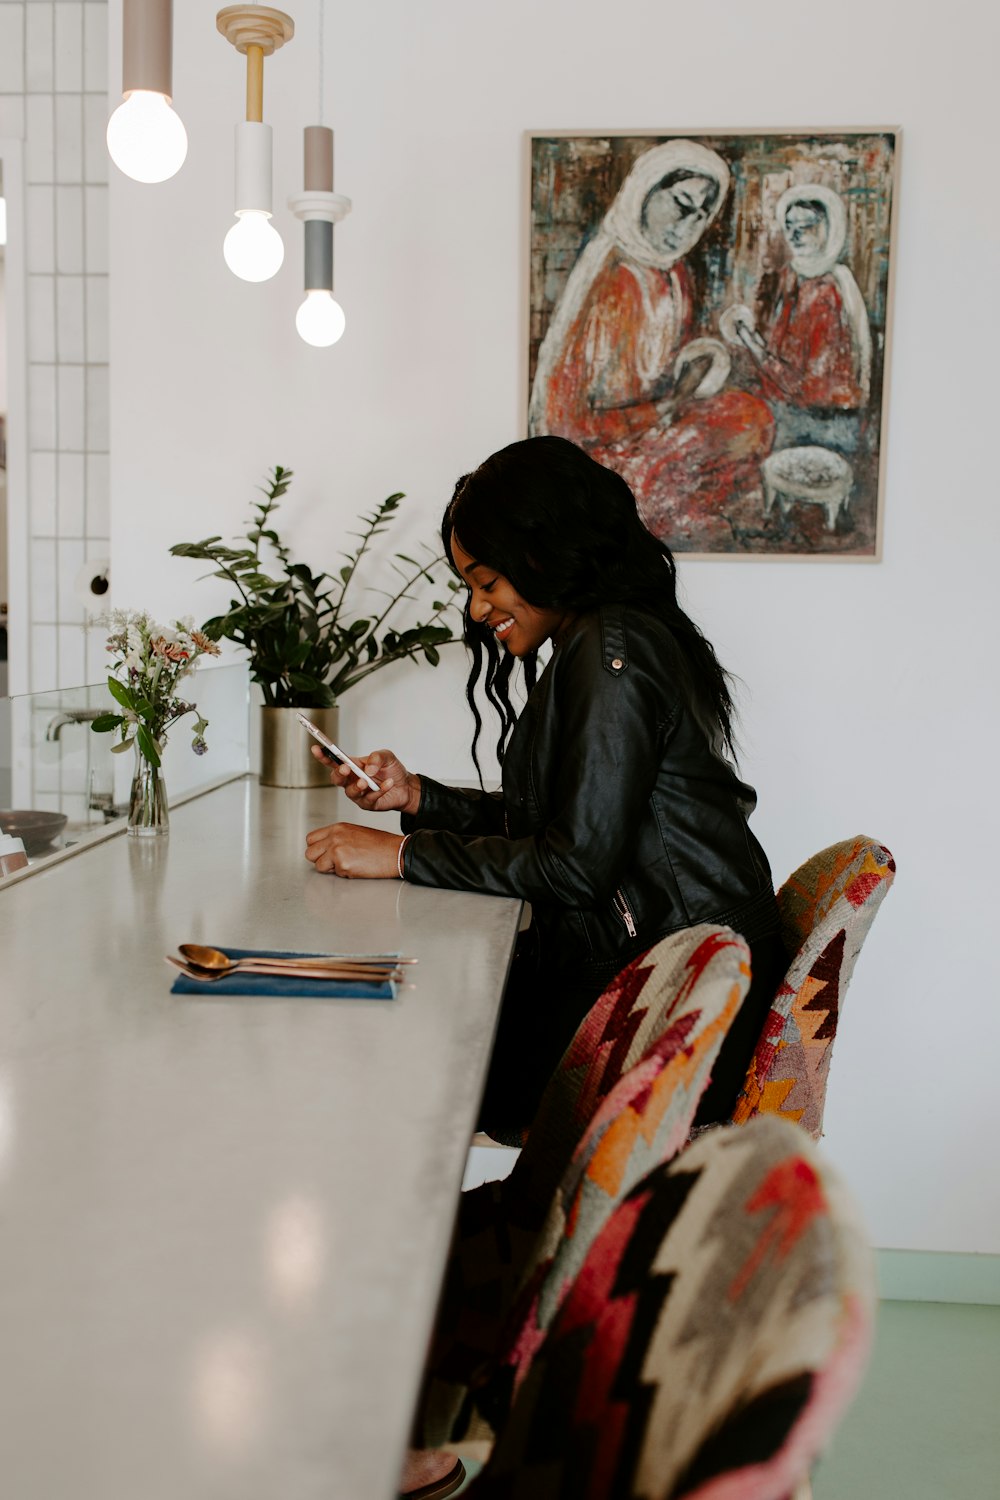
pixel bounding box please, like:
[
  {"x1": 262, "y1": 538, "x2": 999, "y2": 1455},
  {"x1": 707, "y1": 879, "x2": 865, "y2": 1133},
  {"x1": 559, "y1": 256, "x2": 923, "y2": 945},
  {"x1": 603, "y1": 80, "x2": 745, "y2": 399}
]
[
  {"x1": 178, "y1": 943, "x2": 411, "y2": 974},
  {"x1": 165, "y1": 955, "x2": 400, "y2": 983}
]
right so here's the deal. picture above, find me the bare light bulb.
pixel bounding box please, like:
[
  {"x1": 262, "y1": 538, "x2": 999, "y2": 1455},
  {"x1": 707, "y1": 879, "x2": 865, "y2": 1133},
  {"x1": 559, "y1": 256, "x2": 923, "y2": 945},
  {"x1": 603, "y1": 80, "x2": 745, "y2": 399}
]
[
  {"x1": 223, "y1": 210, "x2": 284, "y2": 283},
  {"x1": 295, "y1": 290, "x2": 346, "y2": 347},
  {"x1": 106, "y1": 90, "x2": 187, "y2": 184}
]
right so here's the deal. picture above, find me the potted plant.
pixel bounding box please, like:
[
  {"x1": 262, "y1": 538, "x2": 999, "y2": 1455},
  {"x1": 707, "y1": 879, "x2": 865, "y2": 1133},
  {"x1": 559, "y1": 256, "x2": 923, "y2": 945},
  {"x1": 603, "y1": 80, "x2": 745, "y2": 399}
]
[{"x1": 171, "y1": 466, "x2": 463, "y2": 787}]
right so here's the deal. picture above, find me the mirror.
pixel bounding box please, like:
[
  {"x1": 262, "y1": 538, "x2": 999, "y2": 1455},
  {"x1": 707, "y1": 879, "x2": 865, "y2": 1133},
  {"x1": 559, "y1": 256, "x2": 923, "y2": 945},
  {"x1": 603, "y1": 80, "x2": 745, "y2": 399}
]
[
  {"x1": 1, "y1": 153, "x2": 10, "y2": 805},
  {"x1": 0, "y1": 0, "x2": 111, "y2": 809}
]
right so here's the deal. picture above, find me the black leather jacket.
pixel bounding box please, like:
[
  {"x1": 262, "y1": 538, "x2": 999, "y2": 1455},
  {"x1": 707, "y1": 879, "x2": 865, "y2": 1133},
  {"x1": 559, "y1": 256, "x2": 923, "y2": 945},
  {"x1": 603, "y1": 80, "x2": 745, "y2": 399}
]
[{"x1": 401, "y1": 605, "x2": 778, "y2": 978}]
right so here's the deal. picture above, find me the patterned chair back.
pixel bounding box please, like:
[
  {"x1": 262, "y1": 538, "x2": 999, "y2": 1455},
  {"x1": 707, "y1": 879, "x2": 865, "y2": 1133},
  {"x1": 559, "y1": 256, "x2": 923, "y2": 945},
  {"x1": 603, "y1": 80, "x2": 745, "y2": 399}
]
[
  {"x1": 418, "y1": 924, "x2": 751, "y2": 1448},
  {"x1": 470, "y1": 1117, "x2": 875, "y2": 1500},
  {"x1": 732, "y1": 836, "x2": 895, "y2": 1138},
  {"x1": 472, "y1": 926, "x2": 751, "y2": 1432},
  {"x1": 513, "y1": 923, "x2": 752, "y2": 1235}
]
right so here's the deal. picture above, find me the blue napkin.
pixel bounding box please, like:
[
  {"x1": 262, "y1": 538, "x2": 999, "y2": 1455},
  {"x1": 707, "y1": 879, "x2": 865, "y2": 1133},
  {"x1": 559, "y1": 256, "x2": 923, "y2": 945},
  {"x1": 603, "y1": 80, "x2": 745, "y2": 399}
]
[{"x1": 170, "y1": 946, "x2": 397, "y2": 1000}]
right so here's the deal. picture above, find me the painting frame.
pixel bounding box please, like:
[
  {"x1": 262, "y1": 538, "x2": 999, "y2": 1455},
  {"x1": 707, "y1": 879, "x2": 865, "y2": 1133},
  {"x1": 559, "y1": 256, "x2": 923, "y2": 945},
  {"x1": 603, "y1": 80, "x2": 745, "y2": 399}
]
[{"x1": 523, "y1": 127, "x2": 902, "y2": 562}]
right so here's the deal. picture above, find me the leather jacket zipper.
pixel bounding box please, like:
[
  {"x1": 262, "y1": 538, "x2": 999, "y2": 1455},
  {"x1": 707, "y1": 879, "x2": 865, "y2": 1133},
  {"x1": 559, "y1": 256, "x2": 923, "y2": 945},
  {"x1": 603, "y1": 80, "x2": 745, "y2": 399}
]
[{"x1": 613, "y1": 887, "x2": 637, "y2": 938}]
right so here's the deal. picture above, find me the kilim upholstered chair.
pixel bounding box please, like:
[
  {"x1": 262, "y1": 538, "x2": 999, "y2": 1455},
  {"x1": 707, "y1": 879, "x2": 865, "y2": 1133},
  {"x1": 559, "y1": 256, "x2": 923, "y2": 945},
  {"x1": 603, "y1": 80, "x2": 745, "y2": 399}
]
[
  {"x1": 731, "y1": 835, "x2": 895, "y2": 1139},
  {"x1": 466, "y1": 1116, "x2": 876, "y2": 1500},
  {"x1": 471, "y1": 947, "x2": 754, "y2": 1437},
  {"x1": 416, "y1": 924, "x2": 751, "y2": 1449}
]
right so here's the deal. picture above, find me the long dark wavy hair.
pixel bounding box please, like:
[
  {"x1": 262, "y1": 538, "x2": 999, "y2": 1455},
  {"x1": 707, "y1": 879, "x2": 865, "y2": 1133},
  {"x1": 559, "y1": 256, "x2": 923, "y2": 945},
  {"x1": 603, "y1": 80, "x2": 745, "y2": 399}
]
[{"x1": 442, "y1": 435, "x2": 737, "y2": 776}]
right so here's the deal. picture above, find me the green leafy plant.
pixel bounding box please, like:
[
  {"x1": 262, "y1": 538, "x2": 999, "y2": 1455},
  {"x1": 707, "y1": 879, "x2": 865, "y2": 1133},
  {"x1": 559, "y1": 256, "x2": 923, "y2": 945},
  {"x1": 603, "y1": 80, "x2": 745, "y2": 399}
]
[{"x1": 170, "y1": 466, "x2": 463, "y2": 708}]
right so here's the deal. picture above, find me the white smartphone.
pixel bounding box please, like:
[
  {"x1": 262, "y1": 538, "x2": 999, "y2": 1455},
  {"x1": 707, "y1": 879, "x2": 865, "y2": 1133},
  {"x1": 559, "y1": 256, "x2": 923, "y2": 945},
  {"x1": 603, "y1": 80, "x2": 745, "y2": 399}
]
[{"x1": 296, "y1": 713, "x2": 382, "y2": 793}]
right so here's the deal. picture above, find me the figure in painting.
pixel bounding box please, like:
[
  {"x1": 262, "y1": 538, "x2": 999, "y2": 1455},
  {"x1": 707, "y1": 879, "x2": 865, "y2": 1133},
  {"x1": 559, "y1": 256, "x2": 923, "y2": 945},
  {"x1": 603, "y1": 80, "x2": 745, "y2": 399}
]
[
  {"x1": 528, "y1": 140, "x2": 774, "y2": 538},
  {"x1": 721, "y1": 183, "x2": 872, "y2": 454}
]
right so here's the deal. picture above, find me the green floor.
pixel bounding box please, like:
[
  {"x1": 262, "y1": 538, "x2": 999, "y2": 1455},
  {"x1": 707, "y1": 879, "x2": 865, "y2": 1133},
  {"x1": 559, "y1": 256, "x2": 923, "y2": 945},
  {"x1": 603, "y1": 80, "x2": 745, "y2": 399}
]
[
  {"x1": 814, "y1": 1300, "x2": 1000, "y2": 1500},
  {"x1": 456, "y1": 1301, "x2": 1000, "y2": 1496}
]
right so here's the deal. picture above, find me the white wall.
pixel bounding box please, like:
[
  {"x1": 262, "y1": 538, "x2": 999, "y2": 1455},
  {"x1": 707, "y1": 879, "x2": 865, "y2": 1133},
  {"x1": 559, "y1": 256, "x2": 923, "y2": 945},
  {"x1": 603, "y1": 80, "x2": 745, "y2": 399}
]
[{"x1": 110, "y1": 0, "x2": 1000, "y2": 1254}]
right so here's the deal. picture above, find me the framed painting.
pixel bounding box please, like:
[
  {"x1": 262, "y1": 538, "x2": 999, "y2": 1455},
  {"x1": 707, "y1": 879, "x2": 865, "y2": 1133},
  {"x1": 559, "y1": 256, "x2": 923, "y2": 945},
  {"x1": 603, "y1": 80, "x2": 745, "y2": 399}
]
[{"x1": 526, "y1": 129, "x2": 899, "y2": 559}]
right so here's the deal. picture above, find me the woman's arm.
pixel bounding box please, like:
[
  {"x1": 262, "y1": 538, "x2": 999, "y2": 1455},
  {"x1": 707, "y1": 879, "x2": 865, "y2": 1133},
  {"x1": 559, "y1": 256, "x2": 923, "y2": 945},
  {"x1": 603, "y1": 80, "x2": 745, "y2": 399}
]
[
  {"x1": 314, "y1": 746, "x2": 505, "y2": 835},
  {"x1": 403, "y1": 626, "x2": 668, "y2": 904},
  {"x1": 403, "y1": 776, "x2": 506, "y2": 837},
  {"x1": 304, "y1": 754, "x2": 508, "y2": 879}
]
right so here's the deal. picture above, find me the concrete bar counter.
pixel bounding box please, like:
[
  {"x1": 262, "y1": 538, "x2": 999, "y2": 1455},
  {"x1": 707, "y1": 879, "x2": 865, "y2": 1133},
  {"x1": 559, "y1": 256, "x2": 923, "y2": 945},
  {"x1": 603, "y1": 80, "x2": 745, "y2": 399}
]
[{"x1": 0, "y1": 776, "x2": 522, "y2": 1500}]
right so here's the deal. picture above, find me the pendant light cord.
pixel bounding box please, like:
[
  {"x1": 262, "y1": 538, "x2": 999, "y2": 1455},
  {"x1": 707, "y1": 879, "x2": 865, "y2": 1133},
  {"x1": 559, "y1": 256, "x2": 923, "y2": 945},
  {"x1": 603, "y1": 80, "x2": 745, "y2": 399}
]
[{"x1": 318, "y1": 0, "x2": 325, "y2": 125}]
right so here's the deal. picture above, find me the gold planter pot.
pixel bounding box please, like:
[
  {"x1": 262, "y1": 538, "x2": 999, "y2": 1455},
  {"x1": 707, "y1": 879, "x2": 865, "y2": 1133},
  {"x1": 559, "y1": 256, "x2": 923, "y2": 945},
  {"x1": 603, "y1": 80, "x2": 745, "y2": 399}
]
[{"x1": 260, "y1": 706, "x2": 339, "y2": 789}]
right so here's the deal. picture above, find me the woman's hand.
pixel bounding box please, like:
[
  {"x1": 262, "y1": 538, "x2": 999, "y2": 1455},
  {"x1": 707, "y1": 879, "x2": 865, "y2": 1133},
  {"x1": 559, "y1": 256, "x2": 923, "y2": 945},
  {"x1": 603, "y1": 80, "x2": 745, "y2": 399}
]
[
  {"x1": 312, "y1": 745, "x2": 421, "y2": 817},
  {"x1": 305, "y1": 823, "x2": 405, "y2": 879}
]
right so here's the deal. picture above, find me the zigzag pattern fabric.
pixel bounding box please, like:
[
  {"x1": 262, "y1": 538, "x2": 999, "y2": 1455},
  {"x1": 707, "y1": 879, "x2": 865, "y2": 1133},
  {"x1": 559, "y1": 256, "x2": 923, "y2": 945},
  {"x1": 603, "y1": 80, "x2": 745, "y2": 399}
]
[
  {"x1": 469, "y1": 1117, "x2": 875, "y2": 1500},
  {"x1": 732, "y1": 836, "x2": 895, "y2": 1138},
  {"x1": 417, "y1": 925, "x2": 750, "y2": 1448},
  {"x1": 479, "y1": 929, "x2": 750, "y2": 1429}
]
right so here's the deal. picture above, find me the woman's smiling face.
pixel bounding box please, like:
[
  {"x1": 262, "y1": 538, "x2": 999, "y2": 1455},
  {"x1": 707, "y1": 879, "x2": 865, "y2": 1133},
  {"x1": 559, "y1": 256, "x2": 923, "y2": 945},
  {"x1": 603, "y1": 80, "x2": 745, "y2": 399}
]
[{"x1": 450, "y1": 536, "x2": 571, "y2": 657}]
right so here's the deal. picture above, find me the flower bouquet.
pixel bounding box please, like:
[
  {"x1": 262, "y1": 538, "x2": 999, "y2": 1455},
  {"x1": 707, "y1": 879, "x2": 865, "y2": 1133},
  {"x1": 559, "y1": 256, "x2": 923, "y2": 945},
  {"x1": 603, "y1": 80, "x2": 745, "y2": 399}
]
[{"x1": 91, "y1": 609, "x2": 220, "y2": 835}]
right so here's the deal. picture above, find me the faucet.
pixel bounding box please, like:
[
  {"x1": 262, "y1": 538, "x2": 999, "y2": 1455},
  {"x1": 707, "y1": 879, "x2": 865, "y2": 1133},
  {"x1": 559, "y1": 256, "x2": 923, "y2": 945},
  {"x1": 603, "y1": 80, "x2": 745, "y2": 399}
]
[{"x1": 45, "y1": 708, "x2": 105, "y2": 742}]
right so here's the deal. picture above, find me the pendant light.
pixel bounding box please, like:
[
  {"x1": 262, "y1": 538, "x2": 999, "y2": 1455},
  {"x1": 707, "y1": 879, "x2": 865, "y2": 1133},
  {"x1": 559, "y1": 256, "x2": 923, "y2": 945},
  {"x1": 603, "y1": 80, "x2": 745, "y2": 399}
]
[
  {"x1": 289, "y1": 127, "x2": 351, "y2": 346},
  {"x1": 107, "y1": 0, "x2": 188, "y2": 183},
  {"x1": 216, "y1": 5, "x2": 294, "y2": 283},
  {"x1": 288, "y1": 2, "x2": 350, "y2": 346}
]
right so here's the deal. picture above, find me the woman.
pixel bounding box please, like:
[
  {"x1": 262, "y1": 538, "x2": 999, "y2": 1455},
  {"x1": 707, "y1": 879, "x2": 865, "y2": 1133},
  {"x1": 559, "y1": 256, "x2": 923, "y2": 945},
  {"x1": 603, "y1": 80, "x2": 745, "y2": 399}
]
[
  {"x1": 528, "y1": 140, "x2": 774, "y2": 533},
  {"x1": 721, "y1": 182, "x2": 871, "y2": 451},
  {"x1": 305, "y1": 436, "x2": 785, "y2": 1134}
]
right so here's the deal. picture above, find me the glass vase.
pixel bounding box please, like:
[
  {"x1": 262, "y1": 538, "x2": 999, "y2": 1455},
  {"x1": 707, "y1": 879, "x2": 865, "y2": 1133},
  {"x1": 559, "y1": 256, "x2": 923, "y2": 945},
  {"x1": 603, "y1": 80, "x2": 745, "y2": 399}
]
[{"x1": 128, "y1": 746, "x2": 170, "y2": 837}]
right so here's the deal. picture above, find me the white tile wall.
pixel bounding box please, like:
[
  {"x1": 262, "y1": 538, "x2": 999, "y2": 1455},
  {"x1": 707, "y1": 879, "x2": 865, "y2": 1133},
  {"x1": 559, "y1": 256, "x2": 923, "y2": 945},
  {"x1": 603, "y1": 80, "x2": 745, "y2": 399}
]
[
  {"x1": 58, "y1": 451, "x2": 85, "y2": 535},
  {"x1": 84, "y1": 275, "x2": 108, "y2": 361},
  {"x1": 60, "y1": 790, "x2": 91, "y2": 821},
  {"x1": 25, "y1": 4, "x2": 54, "y2": 92},
  {"x1": 57, "y1": 621, "x2": 87, "y2": 685},
  {"x1": 56, "y1": 273, "x2": 85, "y2": 361},
  {"x1": 54, "y1": 4, "x2": 84, "y2": 94},
  {"x1": 30, "y1": 539, "x2": 58, "y2": 621},
  {"x1": 58, "y1": 732, "x2": 92, "y2": 789},
  {"x1": 57, "y1": 538, "x2": 87, "y2": 618},
  {"x1": 83, "y1": 3, "x2": 106, "y2": 94},
  {"x1": 85, "y1": 363, "x2": 108, "y2": 450},
  {"x1": 30, "y1": 625, "x2": 59, "y2": 690},
  {"x1": 55, "y1": 92, "x2": 83, "y2": 182},
  {"x1": 27, "y1": 363, "x2": 57, "y2": 449},
  {"x1": 86, "y1": 453, "x2": 109, "y2": 534},
  {"x1": 29, "y1": 452, "x2": 57, "y2": 534},
  {"x1": 27, "y1": 273, "x2": 56, "y2": 362},
  {"x1": 8, "y1": 0, "x2": 112, "y2": 728},
  {"x1": 25, "y1": 182, "x2": 56, "y2": 270},
  {"x1": 57, "y1": 363, "x2": 85, "y2": 449},
  {"x1": 57, "y1": 718, "x2": 90, "y2": 778},
  {"x1": 0, "y1": 6, "x2": 26, "y2": 93},
  {"x1": 86, "y1": 623, "x2": 109, "y2": 682},
  {"x1": 56, "y1": 183, "x2": 84, "y2": 272},
  {"x1": 83, "y1": 181, "x2": 107, "y2": 271},
  {"x1": 33, "y1": 736, "x2": 63, "y2": 794},
  {"x1": 24, "y1": 91, "x2": 53, "y2": 183},
  {"x1": 0, "y1": 95, "x2": 26, "y2": 136},
  {"x1": 82, "y1": 92, "x2": 106, "y2": 183}
]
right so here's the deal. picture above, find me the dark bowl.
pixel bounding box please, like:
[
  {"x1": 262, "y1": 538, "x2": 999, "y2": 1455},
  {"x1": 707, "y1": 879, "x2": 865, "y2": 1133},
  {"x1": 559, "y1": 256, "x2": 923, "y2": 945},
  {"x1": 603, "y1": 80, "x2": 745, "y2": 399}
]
[{"x1": 0, "y1": 809, "x2": 69, "y2": 856}]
